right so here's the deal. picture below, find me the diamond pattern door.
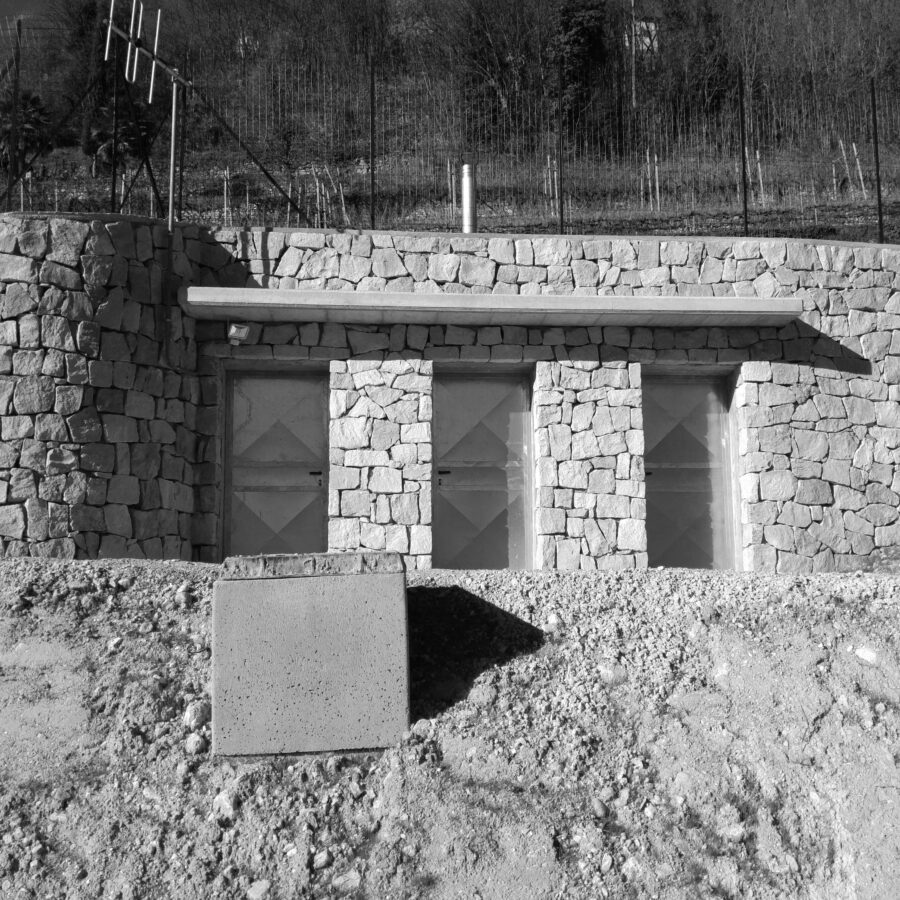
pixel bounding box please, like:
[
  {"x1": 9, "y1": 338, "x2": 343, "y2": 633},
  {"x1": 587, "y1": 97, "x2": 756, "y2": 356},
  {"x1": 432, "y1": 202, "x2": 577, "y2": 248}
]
[
  {"x1": 227, "y1": 373, "x2": 327, "y2": 556},
  {"x1": 643, "y1": 378, "x2": 734, "y2": 569},
  {"x1": 433, "y1": 374, "x2": 530, "y2": 569}
]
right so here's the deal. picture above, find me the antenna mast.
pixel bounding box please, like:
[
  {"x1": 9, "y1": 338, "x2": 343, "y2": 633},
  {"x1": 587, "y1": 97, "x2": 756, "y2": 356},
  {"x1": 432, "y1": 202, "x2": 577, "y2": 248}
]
[
  {"x1": 104, "y1": 0, "x2": 305, "y2": 229},
  {"x1": 105, "y1": 0, "x2": 176, "y2": 230}
]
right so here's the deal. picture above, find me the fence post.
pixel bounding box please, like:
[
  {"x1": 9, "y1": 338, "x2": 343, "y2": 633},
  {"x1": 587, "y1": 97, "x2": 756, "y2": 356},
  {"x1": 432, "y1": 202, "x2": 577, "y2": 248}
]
[
  {"x1": 557, "y1": 55, "x2": 565, "y2": 235},
  {"x1": 178, "y1": 79, "x2": 187, "y2": 220},
  {"x1": 461, "y1": 163, "x2": 476, "y2": 233},
  {"x1": 168, "y1": 71, "x2": 178, "y2": 233},
  {"x1": 738, "y1": 66, "x2": 749, "y2": 237},
  {"x1": 111, "y1": 39, "x2": 119, "y2": 213},
  {"x1": 369, "y1": 50, "x2": 376, "y2": 230},
  {"x1": 871, "y1": 77, "x2": 884, "y2": 244},
  {"x1": 6, "y1": 19, "x2": 20, "y2": 212}
]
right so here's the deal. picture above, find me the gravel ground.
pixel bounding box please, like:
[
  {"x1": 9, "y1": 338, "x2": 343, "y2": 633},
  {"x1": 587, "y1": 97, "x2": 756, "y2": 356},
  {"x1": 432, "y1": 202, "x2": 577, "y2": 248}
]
[{"x1": 0, "y1": 559, "x2": 898, "y2": 899}]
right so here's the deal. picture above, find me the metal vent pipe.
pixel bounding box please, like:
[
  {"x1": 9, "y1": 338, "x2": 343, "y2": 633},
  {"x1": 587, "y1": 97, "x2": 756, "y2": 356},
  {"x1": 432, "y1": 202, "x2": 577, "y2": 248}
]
[{"x1": 461, "y1": 163, "x2": 477, "y2": 233}]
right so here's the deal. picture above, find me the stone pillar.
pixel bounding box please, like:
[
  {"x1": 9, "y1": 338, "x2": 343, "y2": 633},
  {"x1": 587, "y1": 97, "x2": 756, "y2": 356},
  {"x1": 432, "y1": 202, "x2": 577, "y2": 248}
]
[
  {"x1": 533, "y1": 360, "x2": 646, "y2": 570},
  {"x1": 327, "y1": 359, "x2": 432, "y2": 570}
]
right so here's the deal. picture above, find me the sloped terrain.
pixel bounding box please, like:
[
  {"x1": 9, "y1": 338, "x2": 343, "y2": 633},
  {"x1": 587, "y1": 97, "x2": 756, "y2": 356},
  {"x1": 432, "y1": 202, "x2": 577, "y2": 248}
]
[{"x1": 0, "y1": 560, "x2": 898, "y2": 899}]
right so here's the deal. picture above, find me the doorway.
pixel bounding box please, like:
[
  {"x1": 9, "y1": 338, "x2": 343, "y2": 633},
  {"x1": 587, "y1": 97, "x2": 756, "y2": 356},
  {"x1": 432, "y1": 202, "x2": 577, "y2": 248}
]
[
  {"x1": 433, "y1": 373, "x2": 531, "y2": 569},
  {"x1": 226, "y1": 372, "x2": 328, "y2": 557},
  {"x1": 643, "y1": 376, "x2": 736, "y2": 569}
]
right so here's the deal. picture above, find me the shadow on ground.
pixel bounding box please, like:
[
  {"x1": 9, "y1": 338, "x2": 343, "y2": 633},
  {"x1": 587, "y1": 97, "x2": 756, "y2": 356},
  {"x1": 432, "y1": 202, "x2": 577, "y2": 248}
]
[{"x1": 407, "y1": 585, "x2": 544, "y2": 720}]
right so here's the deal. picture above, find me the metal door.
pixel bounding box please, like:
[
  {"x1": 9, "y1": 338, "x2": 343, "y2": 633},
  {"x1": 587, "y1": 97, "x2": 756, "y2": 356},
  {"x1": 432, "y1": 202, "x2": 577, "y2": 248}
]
[
  {"x1": 643, "y1": 377, "x2": 734, "y2": 569},
  {"x1": 227, "y1": 373, "x2": 327, "y2": 556},
  {"x1": 433, "y1": 374, "x2": 531, "y2": 569}
]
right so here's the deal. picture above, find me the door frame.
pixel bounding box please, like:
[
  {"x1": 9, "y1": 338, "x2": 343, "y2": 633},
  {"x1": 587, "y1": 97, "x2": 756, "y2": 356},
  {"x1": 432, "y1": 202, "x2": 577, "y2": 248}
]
[
  {"x1": 641, "y1": 367, "x2": 741, "y2": 571},
  {"x1": 431, "y1": 365, "x2": 534, "y2": 570},
  {"x1": 221, "y1": 361, "x2": 330, "y2": 560}
]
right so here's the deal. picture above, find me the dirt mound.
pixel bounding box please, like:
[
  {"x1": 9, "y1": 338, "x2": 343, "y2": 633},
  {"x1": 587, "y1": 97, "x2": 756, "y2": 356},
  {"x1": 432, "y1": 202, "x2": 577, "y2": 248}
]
[{"x1": 0, "y1": 560, "x2": 898, "y2": 899}]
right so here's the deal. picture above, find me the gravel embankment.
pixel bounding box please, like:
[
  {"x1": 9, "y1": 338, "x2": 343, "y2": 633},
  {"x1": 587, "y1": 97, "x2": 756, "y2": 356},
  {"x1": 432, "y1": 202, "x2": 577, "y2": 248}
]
[{"x1": 0, "y1": 560, "x2": 898, "y2": 899}]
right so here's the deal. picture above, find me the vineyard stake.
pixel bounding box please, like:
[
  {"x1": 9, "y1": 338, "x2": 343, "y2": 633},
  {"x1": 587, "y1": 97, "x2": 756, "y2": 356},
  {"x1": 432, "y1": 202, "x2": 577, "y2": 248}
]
[
  {"x1": 738, "y1": 67, "x2": 749, "y2": 236},
  {"x1": 871, "y1": 77, "x2": 884, "y2": 243}
]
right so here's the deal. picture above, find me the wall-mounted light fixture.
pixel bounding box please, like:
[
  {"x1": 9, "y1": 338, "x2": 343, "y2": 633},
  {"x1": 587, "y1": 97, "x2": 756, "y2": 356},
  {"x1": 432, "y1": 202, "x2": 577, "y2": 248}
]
[{"x1": 228, "y1": 323, "x2": 252, "y2": 346}]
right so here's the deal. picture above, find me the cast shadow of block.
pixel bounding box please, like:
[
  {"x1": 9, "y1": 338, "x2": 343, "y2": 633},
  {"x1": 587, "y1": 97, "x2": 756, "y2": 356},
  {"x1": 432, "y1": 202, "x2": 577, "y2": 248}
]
[{"x1": 407, "y1": 585, "x2": 544, "y2": 720}]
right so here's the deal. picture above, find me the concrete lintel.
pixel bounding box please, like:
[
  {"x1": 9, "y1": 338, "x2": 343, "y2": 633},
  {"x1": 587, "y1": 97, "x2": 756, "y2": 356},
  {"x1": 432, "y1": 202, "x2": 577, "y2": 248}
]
[{"x1": 181, "y1": 287, "x2": 802, "y2": 328}]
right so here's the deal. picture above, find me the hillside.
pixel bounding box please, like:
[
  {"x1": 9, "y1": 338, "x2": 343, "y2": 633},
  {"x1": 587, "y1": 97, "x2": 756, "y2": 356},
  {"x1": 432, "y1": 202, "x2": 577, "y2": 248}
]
[{"x1": 0, "y1": 559, "x2": 898, "y2": 898}]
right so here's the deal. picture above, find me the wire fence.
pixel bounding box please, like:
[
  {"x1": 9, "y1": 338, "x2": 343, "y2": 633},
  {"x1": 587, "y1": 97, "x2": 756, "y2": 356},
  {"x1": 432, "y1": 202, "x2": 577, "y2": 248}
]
[{"x1": 4, "y1": 40, "x2": 900, "y2": 242}]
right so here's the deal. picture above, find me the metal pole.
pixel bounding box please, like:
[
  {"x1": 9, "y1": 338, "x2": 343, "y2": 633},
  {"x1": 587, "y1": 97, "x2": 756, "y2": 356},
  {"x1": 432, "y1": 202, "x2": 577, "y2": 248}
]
[
  {"x1": 738, "y1": 66, "x2": 749, "y2": 237},
  {"x1": 178, "y1": 78, "x2": 187, "y2": 218},
  {"x1": 111, "y1": 39, "x2": 119, "y2": 212},
  {"x1": 6, "y1": 19, "x2": 21, "y2": 211},
  {"x1": 461, "y1": 163, "x2": 476, "y2": 233},
  {"x1": 871, "y1": 77, "x2": 884, "y2": 244},
  {"x1": 558, "y1": 55, "x2": 565, "y2": 235},
  {"x1": 369, "y1": 51, "x2": 375, "y2": 230},
  {"x1": 168, "y1": 71, "x2": 178, "y2": 233}
]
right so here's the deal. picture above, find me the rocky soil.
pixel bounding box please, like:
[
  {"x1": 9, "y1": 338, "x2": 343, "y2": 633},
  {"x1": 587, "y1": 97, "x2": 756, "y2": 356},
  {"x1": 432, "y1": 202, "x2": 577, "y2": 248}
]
[{"x1": 0, "y1": 559, "x2": 899, "y2": 899}]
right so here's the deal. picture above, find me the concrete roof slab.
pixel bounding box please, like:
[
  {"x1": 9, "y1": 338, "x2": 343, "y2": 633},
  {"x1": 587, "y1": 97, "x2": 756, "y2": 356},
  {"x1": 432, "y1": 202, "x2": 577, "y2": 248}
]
[{"x1": 181, "y1": 288, "x2": 802, "y2": 328}]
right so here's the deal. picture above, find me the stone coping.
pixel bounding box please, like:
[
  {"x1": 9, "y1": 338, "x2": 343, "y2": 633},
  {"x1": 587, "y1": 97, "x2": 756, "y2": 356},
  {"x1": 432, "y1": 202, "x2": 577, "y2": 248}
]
[
  {"x1": 205, "y1": 223, "x2": 900, "y2": 251},
  {"x1": 182, "y1": 288, "x2": 803, "y2": 327},
  {"x1": 221, "y1": 552, "x2": 404, "y2": 580}
]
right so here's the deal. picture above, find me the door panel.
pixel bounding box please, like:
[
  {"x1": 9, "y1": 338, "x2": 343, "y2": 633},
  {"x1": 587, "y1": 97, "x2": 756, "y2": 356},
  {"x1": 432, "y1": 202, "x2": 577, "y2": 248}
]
[
  {"x1": 227, "y1": 373, "x2": 327, "y2": 556},
  {"x1": 433, "y1": 374, "x2": 530, "y2": 569},
  {"x1": 643, "y1": 378, "x2": 734, "y2": 569}
]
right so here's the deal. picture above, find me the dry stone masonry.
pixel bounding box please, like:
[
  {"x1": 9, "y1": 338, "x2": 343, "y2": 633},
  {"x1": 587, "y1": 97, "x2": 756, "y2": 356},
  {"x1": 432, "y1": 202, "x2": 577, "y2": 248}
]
[
  {"x1": 0, "y1": 213, "x2": 898, "y2": 573},
  {"x1": 328, "y1": 359, "x2": 432, "y2": 570},
  {"x1": 533, "y1": 360, "x2": 645, "y2": 571}
]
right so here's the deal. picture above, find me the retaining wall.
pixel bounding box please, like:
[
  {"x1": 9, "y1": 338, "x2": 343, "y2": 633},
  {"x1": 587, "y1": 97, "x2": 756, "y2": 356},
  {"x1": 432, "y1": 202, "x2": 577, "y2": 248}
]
[{"x1": 0, "y1": 214, "x2": 897, "y2": 573}]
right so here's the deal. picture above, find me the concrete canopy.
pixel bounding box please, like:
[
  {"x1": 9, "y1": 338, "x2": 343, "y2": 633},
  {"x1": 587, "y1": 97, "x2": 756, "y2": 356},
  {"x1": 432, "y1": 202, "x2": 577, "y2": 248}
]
[{"x1": 180, "y1": 288, "x2": 802, "y2": 328}]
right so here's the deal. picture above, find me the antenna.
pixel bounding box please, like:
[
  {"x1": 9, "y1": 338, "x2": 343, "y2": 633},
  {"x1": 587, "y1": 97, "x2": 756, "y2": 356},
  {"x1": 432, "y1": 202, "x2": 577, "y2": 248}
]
[
  {"x1": 148, "y1": 9, "x2": 161, "y2": 103},
  {"x1": 104, "y1": 0, "x2": 184, "y2": 230},
  {"x1": 103, "y1": 0, "x2": 115, "y2": 61},
  {"x1": 130, "y1": 2, "x2": 144, "y2": 82},
  {"x1": 103, "y1": 1, "x2": 305, "y2": 231},
  {"x1": 124, "y1": 0, "x2": 136, "y2": 81}
]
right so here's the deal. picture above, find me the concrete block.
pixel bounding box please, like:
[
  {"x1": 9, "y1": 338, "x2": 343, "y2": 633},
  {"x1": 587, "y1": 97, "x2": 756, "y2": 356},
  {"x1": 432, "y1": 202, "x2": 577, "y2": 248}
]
[{"x1": 213, "y1": 557, "x2": 408, "y2": 754}]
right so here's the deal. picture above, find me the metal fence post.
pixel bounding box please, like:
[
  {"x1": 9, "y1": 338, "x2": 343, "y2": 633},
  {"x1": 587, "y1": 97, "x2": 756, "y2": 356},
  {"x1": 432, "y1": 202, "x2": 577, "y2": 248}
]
[
  {"x1": 871, "y1": 77, "x2": 884, "y2": 244},
  {"x1": 369, "y1": 51, "x2": 376, "y2": 230},
  {"x1": 111, "y1": 39, "x2": 119, "y2": 213},
  {"x1": 6, "y1": 19, "x2": 20, "y2": 212},
  {"x1": 461, "y1": 163, "x2": 476, "y2": 233},
  {"x1": 558, "y1": 55, "x2": 565, "y2": 235},
  {"x1": 738, "y1": 66, "x2": 749, "y2": 237},
  {"x1": 168, "y1": 71, "x2": 178, "y2": 233}
]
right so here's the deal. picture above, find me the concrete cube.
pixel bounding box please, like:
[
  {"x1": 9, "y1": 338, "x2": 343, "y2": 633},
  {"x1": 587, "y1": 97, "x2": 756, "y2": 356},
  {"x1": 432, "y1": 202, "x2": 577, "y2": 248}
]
[{"x1": 213, "y1": 553, "x2": 408, "y2": 755}]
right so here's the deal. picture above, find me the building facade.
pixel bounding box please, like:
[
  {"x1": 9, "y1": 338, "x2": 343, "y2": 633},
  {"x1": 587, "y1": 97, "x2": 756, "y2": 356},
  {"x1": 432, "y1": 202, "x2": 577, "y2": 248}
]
[{"x1": 0, "y1": 214, "x2": 897, "y2": 573}]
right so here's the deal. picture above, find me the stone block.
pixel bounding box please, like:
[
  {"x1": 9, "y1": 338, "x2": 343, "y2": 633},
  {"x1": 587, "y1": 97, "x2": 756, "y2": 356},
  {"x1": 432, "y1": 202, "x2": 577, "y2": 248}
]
[
  {"x1": 102, "y1": 414, "x2": 139, "y2": 442},
  {"x1": 39, "y1": 260, "x2": 82, "y2": 290},
  {"x1": 428, "y1": 253, "x2": 460, "y2": 283},
  {"x1": 369, "y1": 467, "x2": 403, "y2": 493},
  {"x1": 0, "y1": 253, "x2": 37, "y2": 282},
  {"x1": 372, "y1": 249, "x2": 407, "y2": 278},
  {"x1": 47, "y1": 219, "x2": 89, "y2": 267},
  {"x1": 13, "y1": 375, "x2": 54, "y2": 414},
  {"x1": 212, "y1": 562, "x2": 408, "y2": 753},
  {"x1": 390, "y1": 493, "x2": 419, "y2": 525},
  {"x1": 331, "y1": 417, "x2": 370, "y2": 449},
  {"x1": 759, "y1": 469, "x2": 797, "y2": 501},
  {"x1": 0, "y1": 504, "x2": 25, "y2": 538},
  {"x1": 458, "y1": 255, "x2": 496, "y2": 287}
]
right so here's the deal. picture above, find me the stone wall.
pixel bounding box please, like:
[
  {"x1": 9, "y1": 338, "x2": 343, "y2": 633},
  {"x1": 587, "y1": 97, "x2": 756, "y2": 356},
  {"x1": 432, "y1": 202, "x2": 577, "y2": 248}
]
[
  {"x1": 0, "y1": 214, "x2": 898, "y2": 573},
  {"x1": 0, "y1": 216, "x2": 198, "y2": 559}
]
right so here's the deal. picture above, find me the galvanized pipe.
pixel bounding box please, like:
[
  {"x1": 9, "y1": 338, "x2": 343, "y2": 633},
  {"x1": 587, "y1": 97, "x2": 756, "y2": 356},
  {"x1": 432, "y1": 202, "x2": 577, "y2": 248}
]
[
  {"x1": 168, "y1": 72, "x2": 178, "y2": 233},
  {"x1": 461, "y1": 163, "x2": 476, "y2": 233}
]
